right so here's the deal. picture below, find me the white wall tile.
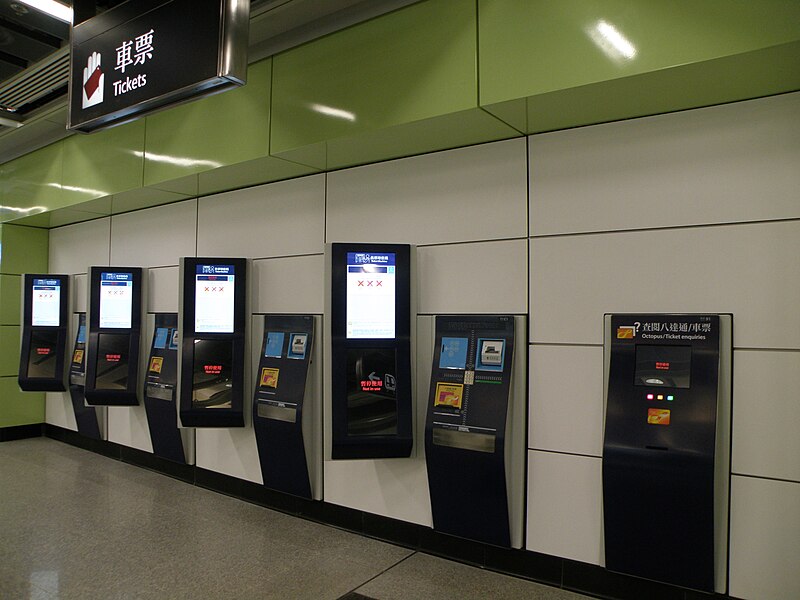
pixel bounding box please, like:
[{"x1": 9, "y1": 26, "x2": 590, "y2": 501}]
[
  {"x1": 45, "y1": 392, "x2": 76, "y2": 430},
  {"x1": 148, "y1": 266, "x2": 179, "y2": 313},
  {"x1": 197, "y1": 174, "x2": 325, "y2": 258},
  {"x1": 73, "y1": 274, "x2": 87, "y2": 313},
  {"x1": 107, "y1": 406, "x2": 152, "y2": 453},
  {"x1": 526, "y1": 450, "x2": 604, "y2": 566},
  {"x1": 195, "y1": 429, "x2": 262, "y2": 484},
  {"x1": 729, "y1": 476, "x2": 800, "y2": 600},
  {"x1": 530, "y1": 92, "x2": 800, "y2": 236},
  {"x1": 251, "y1": 255, "x2": 324, "y2": 314},
  {"x1": 49, "y1": 218, "x2": 110, "y2": 274},
  {"x1": 732, "y1": 350, "x2": 800, "y2": 483},
  {"x1": 418, "y1": 239, "x2": 527, "y2": 314},
  {"x1": 327, "y1": 138, "x2": 527, "y2": 245},
  {"x1": 529, "y1": 344, "x2": 604, "y2": 456},
  {"x1": 110, "y1": 199, "x2": 196, "y2": 267},
  {"x1": 530, "y1": 221, "x2": 800, "y2": 348}
]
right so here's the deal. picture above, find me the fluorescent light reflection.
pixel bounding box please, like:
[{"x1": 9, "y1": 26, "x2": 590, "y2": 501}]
[
  {"x1": 48, "y1": 182, "x2": 109, "y2": 197},
  {"x1": 588, "y1": 20, "x2": 637, "y2": 61},
  {"x1": 309, "y1": 103, "x2": 356, "y2": 122},
  {"x1": 132, "y1": 151, "x2": 223, "y2": 169},
  {"x1": 17, "y1": 0, "x2": 72, "y2": 23},
  {"x1": 0, "y1": 204, "x2": 47, "y2": 214}
]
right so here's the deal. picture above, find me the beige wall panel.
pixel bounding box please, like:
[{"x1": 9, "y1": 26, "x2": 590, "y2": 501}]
[
  {"x1": 148, "y1": 266, "x2": 179, "y2": 314},
  {"x1": 530, "y1": 221, "x2": 800, "y2": 348},
  {"x1": 195, "y1": 429, "x2": 262, "y2": 484},
  {"x1": 197, "y1": 174, "x2": 325, "y2": 258},
  {"x1": 107, "y1": 406, "x2": 153, "y2": 453},
  {"x1": 732, "y1": 350, "x2": 800, "y2": 483},
  {"x1": 418, "y1": 240, "x2": 527, "y2": 315},
  {"x1": 729, "y1": 476, "x2": 800, "y2": 600},
  {"x1": 251, "y1": 255, "x2": 324, "y2": 314},
  {"x1": 49, "y1": 218, "x2": 110, "y2": 274},
  {"x1": 110, "y1": 199, "x2": 196, "y2": 267},
  {"x1": 327, "y1": 138, "x2": 528, "y2": 245},
  {"x1": 530, "y1": 92, "x2": 800, "y2": 236}
]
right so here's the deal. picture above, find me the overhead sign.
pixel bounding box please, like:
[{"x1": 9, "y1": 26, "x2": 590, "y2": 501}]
[{"x1": 68, "y1": 0, "x2": 249, "y2": 133}]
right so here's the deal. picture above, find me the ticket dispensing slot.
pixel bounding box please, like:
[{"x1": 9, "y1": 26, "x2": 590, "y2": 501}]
[
  {"x1": 19, "y1": 274, "x2": 70, "y2": 391},
  {"x1": 85, "y1": 267, "x2": 145, "y2": 406},
  {"x1": 425, "y1": 315, "x2": 523, "y2": 548},
  {"x1": 603, "y1": 314, "x2": 731, "y2": 593},
  {"x1": 67, "y1": 313, "x2": 102, "y2": 439},
  {"x1": 145, "y1": 314, "x2": 191, "y2": 463},
  {"x1": 328, "y1": 243, "x2": 413, "y2": 459},
  {"x1": 179, "y1": 258, "x2": 248, "y2": 428},
  {"x1": 252, "y1": 315, "x2": 321, "y2": 499}
]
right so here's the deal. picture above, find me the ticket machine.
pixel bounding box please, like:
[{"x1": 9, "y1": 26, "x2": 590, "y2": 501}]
[
  {"x1": 179, "y1": 258, "x2": 248, "y2": 428},
  {"x1": 603, "y1": 314, "x2": 731, "y2": 592},
  {"x1": 327, "y1": 243, "x2": 414, "y2": 459},
  {"x1": 18, "y1": 274, "x2": 69, "y2": 391},
  {"x1": 85, "y1": 267, "x2": 145, "y2": 405},
  {"x1": 252, "y1": 314, "x2": 321, "y2": 499},
  {"x1": 144, "y1": 314, "x2": 192, "y2": 463},
  {"x1": 67, "y1": 313, "x2": 102, "y2": 439},
  {"x1": 424, "y1": 315, "x2": 525, "y2": 548}
]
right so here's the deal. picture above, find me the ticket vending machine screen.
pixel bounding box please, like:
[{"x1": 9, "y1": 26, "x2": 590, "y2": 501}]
[
  {"x1": 99, "y1": 272, "x2": 134, "y2": 329},
  {"x1": 194, "y1": 264, "x2": 235, "y2": 334},
  {"x1": 31, "y1": 278, "x2": 61, "y2": 326},
  {"x1": 346, "y1": 252, "x2": 395, "y2": 339}
]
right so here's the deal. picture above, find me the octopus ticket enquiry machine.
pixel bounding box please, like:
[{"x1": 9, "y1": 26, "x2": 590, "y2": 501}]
[
  {"x1": 85, "y1": 267, "x2": 146, "y2": 406},
  {"x1": 603, "y1": 314, "x2": 731, "y2": 592},
  {"x1": 424, "y1": 315, "x2": 525, "y2": 548},
  {"x1": 19, "y1": 274, "x2": 70, "y2": 392},
  {"x1": 179, "y1": 258, "x2": 248, "y2": 428},
  {"x1": 67, "y1": 313, "x2": 103, "y2": 439},
  {"x1": 328, "y1": 243, "x2": 414, "y2": 459}
]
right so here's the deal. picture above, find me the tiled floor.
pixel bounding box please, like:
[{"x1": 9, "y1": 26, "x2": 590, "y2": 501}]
[{"x1": 0, "y1": 438, "x2": 593, "y2": 599}]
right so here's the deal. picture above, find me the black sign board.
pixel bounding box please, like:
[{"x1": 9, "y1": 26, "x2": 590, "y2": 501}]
[{"x1": 68, "y1": 0, "x2": 249, "y2": 132}]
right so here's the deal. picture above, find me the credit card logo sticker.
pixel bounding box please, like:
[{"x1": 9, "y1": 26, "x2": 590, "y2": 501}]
[
  {"x1": 260, "y1": 367, "x2": 279, "y2": 388},
  {"x1": 617, "y1": 326, "x2": 635, "y2": 339},
  {"x1": 149, "y1": 356, "x2": 163, "y2": 373},
  {"x1": 72, "y1": 349, "x2": 84, "y2": 364},
  {"x1": 434, "y1": 382, "x2": 464, "y2": 409},
  {"x1": 647, "y1": 408, "x2": 671, "y2": 425}
]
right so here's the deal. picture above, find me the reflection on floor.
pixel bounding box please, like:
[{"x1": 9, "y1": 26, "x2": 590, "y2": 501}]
[{"x1": 0, "y1": 438, "x2": 592, "y2": 600}]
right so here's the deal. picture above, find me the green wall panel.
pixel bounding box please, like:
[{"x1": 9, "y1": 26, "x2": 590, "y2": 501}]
[
  {"x1": 143, "y1": 59, "x2": 273, "y2": 187},
  {"x1": 479, "y1": 0, "x2": 800, "y2": 132},
  {"x1": 61, "y1": 120, "x2": 145, "y2": 205},
  {"x1": 1, "y1": 142, "x2": 64, "y2": 221},
  {"x1": 0, "y1": 326, "x2": 20, "y2": 377},
  {"x1": 198, "y1": 155, "x2": 316, "y2": 197},
  {"x1": 0, "y1": 224, "x2": 49, "y2": 275},
  {"x1": 0, "y1": 274, "x2": 20, "y2": 325},
  {"x1": 271, "y1": 0, "x2": 512, "y2": 169},
  {"x1": 0, "y1": 376, "x2": 43, "y2": 428}
]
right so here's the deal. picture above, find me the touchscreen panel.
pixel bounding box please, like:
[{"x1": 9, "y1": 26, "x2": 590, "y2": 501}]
[
  {"x1": 635, "y1": 345, "x2": 692, "y2": 389},
  {"x1": 194, "y1": 264, "x2": 235, "y2": 334},
  {"x1": 346, "y1": 252, "x2": 395, "y2": 339},
  {"x1": 99, "y1": 272, "x2": 133, "y2": 329},
  {"x1": 31, "y1": 278, "x2": 61, "y2": 327}
]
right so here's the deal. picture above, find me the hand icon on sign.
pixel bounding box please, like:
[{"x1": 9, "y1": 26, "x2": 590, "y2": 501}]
[{"x1": 82, "y1": 51, "x2": 104, "y2": 109}]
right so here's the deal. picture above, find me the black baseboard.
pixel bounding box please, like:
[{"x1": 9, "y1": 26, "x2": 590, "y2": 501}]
[
  {"x1": 40, "y1": 425, "x2": 731, "y2": 600},
  {"x1": 0, "y1": 423, "x2": 44, "y2": 442}
]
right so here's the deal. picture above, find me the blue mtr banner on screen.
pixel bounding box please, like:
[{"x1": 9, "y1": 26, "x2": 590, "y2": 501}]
[
  {"x1": 347, "y1": 253, "x2": 396, "y2": 266},
  {"x1": 196, "y1": 265, "x2": 235, "y2": 275}
]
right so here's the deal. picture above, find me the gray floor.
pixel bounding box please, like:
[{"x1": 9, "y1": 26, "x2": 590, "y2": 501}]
[{"x1": 0, "y1": 438, "x2": 592, "y2": 600}]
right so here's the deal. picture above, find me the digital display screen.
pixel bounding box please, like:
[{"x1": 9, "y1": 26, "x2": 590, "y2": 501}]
[
  {"x1": 635, "y1": 345, "x2": 692, "y2": 389},
  {"x1": 346, "y1": 348, "x2": 398, "y2": 436},
  {"x1": 346, "y1": 252, "x2": 396, "y2": 339},
  {"x1": 194, "y1": 265, "x2": 235, "y2": 333},
  {"x1": 192, "y1": 339, "x2": 233, "y2": 408},
  {"x1": 95, "y1": 333, "x2": 129, "y2": 390},
  {"x1": 99, "y1": 272, "x2": 134, "y2": 329},
  {"x1": 27, "y1": 330, "x2": 59, "y2": 378},
  {"x1": 153, "y1": 327, "x2": 169, "y2": 349},
  {"x1": 31, "y1": 278, "x2": 61, "y2": 327}
]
